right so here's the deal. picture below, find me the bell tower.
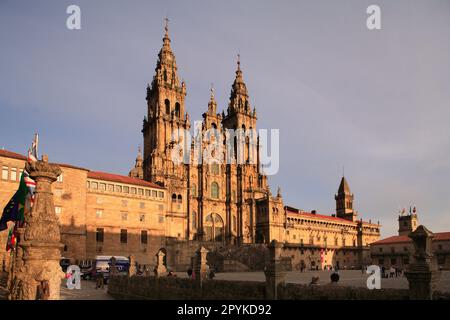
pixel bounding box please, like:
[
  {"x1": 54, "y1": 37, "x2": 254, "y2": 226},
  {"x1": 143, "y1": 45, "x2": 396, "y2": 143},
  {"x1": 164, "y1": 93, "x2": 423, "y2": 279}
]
[
  {"x1": 335, "y1": 176, "x2": 356, "y2": 221},
  {"x1": 142, "y1": 18, "x2": 189, "y2": 185}
]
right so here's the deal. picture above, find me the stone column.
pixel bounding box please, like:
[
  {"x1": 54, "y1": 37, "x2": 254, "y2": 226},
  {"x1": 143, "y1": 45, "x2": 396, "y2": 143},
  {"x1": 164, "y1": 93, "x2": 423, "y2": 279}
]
[
  {"x1": 109, "y1": 257, "x2": 119, "y2": 276},
  {"x1": 405, "y1": 225, "x2": 441, "y2": 300},
  {"x1": 193, "y1": 246, "x2": 209, "y2": 286},
  {"x1": 264, "y1": 240, "x2": 286, "y2": 300},
  {"x1": 155, "y1": 250, "x2": 167, "y2": 277},
  {"x1": 9, "y1": 156, "x2": 65, "y2": 300}
]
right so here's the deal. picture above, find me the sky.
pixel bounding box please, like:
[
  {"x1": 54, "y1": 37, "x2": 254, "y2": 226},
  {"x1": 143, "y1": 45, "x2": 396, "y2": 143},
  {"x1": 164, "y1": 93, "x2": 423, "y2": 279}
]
[{"x1": 1, "y1": 0, "x2": 449, "y2": 237}]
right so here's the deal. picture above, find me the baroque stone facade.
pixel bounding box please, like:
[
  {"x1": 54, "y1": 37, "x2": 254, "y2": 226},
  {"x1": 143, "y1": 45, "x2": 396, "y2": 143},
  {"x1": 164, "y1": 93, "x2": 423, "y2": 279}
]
[{"x1": 0, "y1": 24, "x2": 381, "y2": 271}]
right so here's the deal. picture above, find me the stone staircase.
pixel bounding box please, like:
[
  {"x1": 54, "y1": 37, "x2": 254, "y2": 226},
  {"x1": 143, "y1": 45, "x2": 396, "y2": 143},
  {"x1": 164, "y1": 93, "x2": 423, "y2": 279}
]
[{"x1": 208, "y1": 244, "x2": 269, "y2": 272}]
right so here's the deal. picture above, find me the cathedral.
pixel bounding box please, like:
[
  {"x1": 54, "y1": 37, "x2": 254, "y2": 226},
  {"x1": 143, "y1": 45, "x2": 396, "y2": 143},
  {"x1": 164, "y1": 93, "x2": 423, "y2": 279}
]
[
  {"x1": 0, "y1": 23, "x2": 381, "y2": 271},
  {"x1": 137, "y1": 22, "x2": 277, "y2": 246}
]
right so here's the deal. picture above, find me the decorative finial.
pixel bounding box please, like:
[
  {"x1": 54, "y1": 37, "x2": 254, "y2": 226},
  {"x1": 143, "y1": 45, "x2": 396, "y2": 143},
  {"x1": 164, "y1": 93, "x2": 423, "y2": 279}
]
[
  {"x1": 138, "y1": 145, "x2": 142, "y2": 156},
  {"x1": 237, "y1": 53, "x2": 241, "y2": 70}
]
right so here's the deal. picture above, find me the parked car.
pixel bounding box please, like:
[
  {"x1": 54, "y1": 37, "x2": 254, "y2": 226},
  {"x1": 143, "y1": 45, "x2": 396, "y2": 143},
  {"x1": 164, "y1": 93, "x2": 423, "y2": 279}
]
[{"x1": 92, "y1": 256, "x2": 130, "y2": 284}]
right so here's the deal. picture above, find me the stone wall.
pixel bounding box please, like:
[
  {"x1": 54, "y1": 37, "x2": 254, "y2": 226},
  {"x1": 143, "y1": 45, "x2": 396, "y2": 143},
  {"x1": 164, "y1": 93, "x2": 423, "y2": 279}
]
[
  {"x1": 108, "y1": 274, "x2": 450, "y2": 300},
  {"x1": 108, "y1": 275, "x2": 266, "y2": 300}
]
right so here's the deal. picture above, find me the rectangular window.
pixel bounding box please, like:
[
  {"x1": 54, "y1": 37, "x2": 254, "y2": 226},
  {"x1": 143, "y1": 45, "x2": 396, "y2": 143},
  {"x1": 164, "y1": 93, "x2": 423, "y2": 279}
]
[
  {"x1": 10, "y1": 168, "x2": 17, "y2": 181},
  {"x1": 55, "y1": 206, "x2": 62, "y2": 215},
  {"x1": 300, "y1": 239, "x2": 304, "y2": 246},
  {"x1": 158, "y1": 191, "x2": 164, "y2": 198},
  {"x1": 96, "y1": 209, "x2": 103, "y2": 218},
  {"x1": 91, "y1": 182, "x2": 98, "y2": 189},
  {"x1": 115, "y1": 185, "x2": 122, "y2": 193},
  {"x1": 140, "y1": 202, "x2": 145, "y2": 209},
  {"x1": 131, "y1": 187, "x2": 136, "y2": 194},
  {"x1": 139, "y1": 213, "x2": 145, "y2": 222},
  {"x1": 391, "y1": 258, "x2": 397, "y2": 265},
  {"x1": 57, "y1": 174, "x2": 63, "y2": 182},
  {"x1": 138, "y1": 188, "x2": 144, "y2": 195},
  {"x1": 141, "y1": 230, "x2": 148, "y2": 244},
  {"x1": 2, "y1": 166, "x2": 8, "y2": 180},
  {"x1": 122, "y1": 200, "x2": 128, "y2": 207},
  {"x1": 152, "y1": 190, "x2": 157, "y2": 197},
  {"x1": 123, "y1": 186, "x2": 129, "y2": 193},
  {"x1": 158, "y1": 215, "x2": 164, "y2": 223},
  {"x1": 403, "y1": 256, "x2": 410, "y2": 265},
  {"x1": 120, "y1": 229, "x2": 127, "y2": 243},
  {"x1": 158, "y1": 204, "x2": 164, "y2": 211},
  {"x1": 145, "y1": 190, "x2": 151, "y2": 197},
  {"x1": 121, "y1": 212, "x2": 128, "y2": 221},
  {"x1": 108, "y1": 184, "x2": 114, "y2": 192},
  {"x1": 96, "y1": 228, "x2": 104, "y2": 243},
  {"x1": 99, "y1": 183, "x2": 106, "y2": 191}
]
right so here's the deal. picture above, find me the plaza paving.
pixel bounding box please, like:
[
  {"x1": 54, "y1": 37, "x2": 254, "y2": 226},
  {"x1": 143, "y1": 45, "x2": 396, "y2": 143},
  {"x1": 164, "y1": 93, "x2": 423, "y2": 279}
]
[{"x1": 60, "y1": 279, "x2": 114, "y2": 300}]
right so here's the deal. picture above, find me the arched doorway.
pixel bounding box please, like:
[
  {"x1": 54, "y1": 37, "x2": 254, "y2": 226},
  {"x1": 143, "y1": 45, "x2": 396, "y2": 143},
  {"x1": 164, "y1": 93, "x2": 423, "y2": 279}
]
[{"x1": 204, "y1": 213, "x2": 224, "y2": 242}]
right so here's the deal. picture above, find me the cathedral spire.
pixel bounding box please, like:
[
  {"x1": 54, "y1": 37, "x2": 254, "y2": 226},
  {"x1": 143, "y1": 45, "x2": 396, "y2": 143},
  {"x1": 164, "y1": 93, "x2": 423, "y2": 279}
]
[
  {"x1": 152, "y1": 17, "x2": 181, "y2": 90},
  {"x1": 227, "y1": 54, "x2": 251, "y2": 116}
]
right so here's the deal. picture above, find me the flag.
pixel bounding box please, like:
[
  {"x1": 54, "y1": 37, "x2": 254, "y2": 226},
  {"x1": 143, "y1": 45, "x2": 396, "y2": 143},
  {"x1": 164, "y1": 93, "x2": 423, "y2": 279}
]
[
  {"x1": 31, "y1": 133, "x2": 39, "y2": 159},
  {"x1": 0, "y1": 134, "x2": 38, "y2": 231},
  {"x1": 0, "y1": 172, "x2": 29, "y2": 231},
  {"x1": 5, "y1": 226, "x2": 17, "y2": 252}
]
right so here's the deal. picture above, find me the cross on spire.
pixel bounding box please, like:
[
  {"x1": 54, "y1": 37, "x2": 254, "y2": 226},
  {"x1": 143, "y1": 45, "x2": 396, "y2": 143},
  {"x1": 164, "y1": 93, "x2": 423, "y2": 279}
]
[
  {"x1": 210, "y1": 83, "x2": 215, "y2": 98},
  {"x1": 164, "y1": 17, "x2": 169, "y2": 36}
]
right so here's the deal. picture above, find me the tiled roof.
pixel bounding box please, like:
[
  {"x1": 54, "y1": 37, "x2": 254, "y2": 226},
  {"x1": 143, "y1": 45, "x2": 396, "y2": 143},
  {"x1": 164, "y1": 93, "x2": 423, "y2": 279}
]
[
  {"x1": 286, "y1": 206, "x2": 377, "y2": 225},
  {"x1": 88, "y1": 171, "x2": 164, "y2": 189},
  {"x1": 0, "y1": 149, "x2": 27, "y2": 161},
  {"x1": 287, "y1": 209, "x2": 352, "y2": 223},
  {"x1": 0, "y1": 149, "x2": 89, "y2": 171},
  {"x1": 0, "y1": 149, "x2": 161, "y2": 188},
  {"x1": 372, "y1": 232, "x2": 450, "y2": 245}
]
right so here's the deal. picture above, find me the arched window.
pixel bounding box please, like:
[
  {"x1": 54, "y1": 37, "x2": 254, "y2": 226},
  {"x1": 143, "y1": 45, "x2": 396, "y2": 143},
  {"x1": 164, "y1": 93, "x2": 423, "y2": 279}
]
[
  {"x1": 163, "y1": 69, "x2": 167, "y2": 81},
  {"x1": 211, "y1": 182, "x2": 219, "y2": 199},
  {"x1": 249, "y1": 175, "x2": 253, "y2": 187},
  {"x1": 192, "y1": 211, "x2": 197, "y2": 229},
  {"x1": 177, "y1": 194, "x2": 182, "y2": 203},
  {"x1": 191, "y1": 184, "x2": 197, "y2": 197},
  {"x1": 204, "y1": 213, "x2": 224, "y2": 242},
  {"x1": 171, "y1": 193, "x2": 177, "y2": 203},
  {"x1": 175, "y1": 102, "x2": 180, "y2": 117},
  {"x1": 165, "y1": 99, "x2": 170, "y2": 115},
  {"x1": 211, "y1": 162, "x2": 219, "y2": 175},
  {"x1": 211, "y1": 122, "x2": 217, "y2": 129}
]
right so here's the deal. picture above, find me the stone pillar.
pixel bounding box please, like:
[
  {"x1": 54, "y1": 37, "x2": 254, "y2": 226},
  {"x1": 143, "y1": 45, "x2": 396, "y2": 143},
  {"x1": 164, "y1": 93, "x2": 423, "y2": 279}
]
[
  {"x1": 155, "y1": 250, "x2": 167, "y2": 277},
  {"x1": 264, "y1": 240, "x2": 286, "y2": 300},
  {"x1": 109, "y1": 257, "x2": 119, "y2": 276},
  {"x1": 128, "y1": 255, "x2": 136, "y2": 277},
  {"x1": 193, "y1": 246, "x2": 209, "y2": 286},
  {"x1": 405, "y1": 225, "x2": 441, "y2": 300},
  {"x1": 9, "y1": 156, "x2": 65, "y2": 300}
]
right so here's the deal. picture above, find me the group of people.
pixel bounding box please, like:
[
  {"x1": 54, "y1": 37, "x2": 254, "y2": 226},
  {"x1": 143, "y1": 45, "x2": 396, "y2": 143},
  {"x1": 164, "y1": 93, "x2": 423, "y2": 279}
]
[
  {"x1": 186, "y1": 267, "x2": 215, "y2": 280},
  {"x1": 381, "y1": 266, "x2": 403, "y2": 278}
]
